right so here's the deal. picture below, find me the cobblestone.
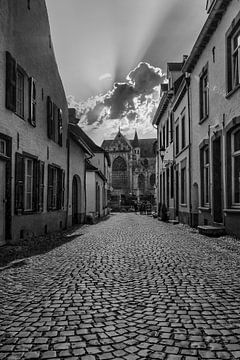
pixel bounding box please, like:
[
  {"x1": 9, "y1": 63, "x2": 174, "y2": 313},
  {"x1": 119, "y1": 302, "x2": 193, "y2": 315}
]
[{"x1": 1, "y1": 213, "x2": 240, "y2": 359}]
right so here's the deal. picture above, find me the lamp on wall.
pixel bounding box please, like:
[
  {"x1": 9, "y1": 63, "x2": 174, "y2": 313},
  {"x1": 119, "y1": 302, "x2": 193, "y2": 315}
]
[{"x1": 159, "y1": 146, "x2": 165, "y2": 162}]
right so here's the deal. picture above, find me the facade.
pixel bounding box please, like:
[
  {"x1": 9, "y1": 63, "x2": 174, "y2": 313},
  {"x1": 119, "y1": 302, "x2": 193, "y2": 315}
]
[
  {"x1": 153, "y1": 0, "x2": 240, "y2": 238},
  {"x1": 0, "y1": 0, "x2": 69, "y2": 244},
  {"x1": 68, "y1": 121, "x2": 93, "y2": 226},
  {"x1": 101, "y1": 130, "x2": 156, "y2": 208},
  {"x1": 68, "y1": 109, "x2": 111, "y2": 220},
  {"x1": 182, "y1": 0, "x2": 240, "y2": 236}
]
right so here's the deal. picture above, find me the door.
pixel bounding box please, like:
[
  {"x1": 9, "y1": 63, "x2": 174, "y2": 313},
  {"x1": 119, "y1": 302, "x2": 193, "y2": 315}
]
[
  {"x1": 212, "y1": 137, "x2": 223, "y2": 223},
  {"x1": 0, "y1": 160, "x2": 6, "y2": 245},
  {"x1": 72, "y1": 176, "x2": 78, "y2": 225},
  {"x1": 176, "y1": 169, "x2": 179, "y2": 217}
]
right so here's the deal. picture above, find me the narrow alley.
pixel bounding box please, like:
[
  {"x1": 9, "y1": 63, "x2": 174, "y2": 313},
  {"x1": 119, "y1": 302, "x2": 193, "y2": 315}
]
[{"x1": 1, "y1": 213, "x2": 240, "y2": 360}]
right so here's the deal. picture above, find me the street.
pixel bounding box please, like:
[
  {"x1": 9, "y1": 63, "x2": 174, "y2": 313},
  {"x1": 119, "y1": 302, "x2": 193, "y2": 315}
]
[{"x1": 1, "y1": 213, "x2": 240, "y2": 359}]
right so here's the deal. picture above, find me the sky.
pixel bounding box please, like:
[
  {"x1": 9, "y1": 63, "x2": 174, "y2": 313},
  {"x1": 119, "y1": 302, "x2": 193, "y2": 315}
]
[{"x1": 46, "y1": 0, "x2": 207, "y2": 145}]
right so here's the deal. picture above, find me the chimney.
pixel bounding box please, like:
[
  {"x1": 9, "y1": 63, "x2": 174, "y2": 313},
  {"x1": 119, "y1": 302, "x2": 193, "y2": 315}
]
[
  {"x1": 68, "y1": 108, "x2": 79, "y2": 125},
  {"x1": 182, "y1": 55, "x2": 188, "y2": 64}
]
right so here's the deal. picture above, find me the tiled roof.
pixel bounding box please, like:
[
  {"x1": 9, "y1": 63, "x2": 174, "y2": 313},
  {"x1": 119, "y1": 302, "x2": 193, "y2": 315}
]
[{"x1": 167, "y1": 62, "x2": 183, "y2": 72}]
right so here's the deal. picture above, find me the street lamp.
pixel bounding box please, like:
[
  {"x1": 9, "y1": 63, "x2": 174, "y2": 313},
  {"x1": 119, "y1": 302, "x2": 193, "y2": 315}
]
[{"x1": 159, "y1": 146, "x2": 165, "y2": 162}]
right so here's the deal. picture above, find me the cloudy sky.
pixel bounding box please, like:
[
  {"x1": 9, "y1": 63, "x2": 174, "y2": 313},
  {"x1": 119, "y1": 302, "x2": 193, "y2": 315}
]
[{"x1": 46, "y1": 0, "x2": 207, "y2": 145}]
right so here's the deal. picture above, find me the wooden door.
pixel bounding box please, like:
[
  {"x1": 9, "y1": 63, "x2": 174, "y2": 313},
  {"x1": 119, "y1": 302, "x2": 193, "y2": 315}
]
[{"x1": 0, "y1": 160, "x2": 6, "y2": 245}]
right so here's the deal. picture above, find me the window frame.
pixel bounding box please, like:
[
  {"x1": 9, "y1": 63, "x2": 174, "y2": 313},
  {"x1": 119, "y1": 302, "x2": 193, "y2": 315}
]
[
  {"x1": 199, "y1": 64, "x2": 209, "y2": 123},
  {"x1": 16, "y1": 66, "x2": 25, "y2": 119},
  {"x1": 231, "y1": 128, "x2": 240, "y2": 207},
  {"x1": 200, "y1": 144, "x2": 210, "y2": 208},
  {"x1": 226, "y1": 11, "x2": 240, "y2": 96}
]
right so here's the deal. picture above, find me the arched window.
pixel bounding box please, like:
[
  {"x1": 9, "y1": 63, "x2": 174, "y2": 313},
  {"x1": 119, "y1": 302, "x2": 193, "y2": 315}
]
[
  {"x1": 150, "y1": 173, "x2": 155, "y2": 187},
  {"x1": 138, "y1": 174, "x2": 145, "y2": 191},
  {"x1": 143, "y1": 158, "x2": 148, "y2": 168},
  {"x1": 112, "y1": 156, "x2": 127, "y2": 189}
]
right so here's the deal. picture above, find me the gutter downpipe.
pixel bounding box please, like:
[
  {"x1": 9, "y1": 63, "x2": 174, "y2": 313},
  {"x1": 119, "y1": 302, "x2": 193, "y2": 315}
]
[
  {"x1": 153, "y1": 124, "x2": 159, "y2": 209},
  {"x1": 66, "y1": 137, "x2": 70, "y2": 229},
  {"x1": 186, "y1": 74, "x2": 192, "y2": 227},
  {"x1": 85, "y1": 153, "x2": 93, "y2": 222}
]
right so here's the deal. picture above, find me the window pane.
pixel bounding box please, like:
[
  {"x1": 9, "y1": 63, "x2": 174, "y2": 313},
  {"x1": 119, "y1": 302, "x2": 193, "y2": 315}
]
[
  {"x1": 234, "y1": 129, "x2": 240, "y2": 152},
  {"x1": 234, "y1": 155, "x2": 240, "y2": 203}
]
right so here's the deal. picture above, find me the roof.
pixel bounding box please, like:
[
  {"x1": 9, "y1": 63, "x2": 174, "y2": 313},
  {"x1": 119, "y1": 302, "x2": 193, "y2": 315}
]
[
  {"x1": 132, "y1": 130, "x2": 139, "y2": 148},
  {"x1": 85, "y1": 160, "x2": 107, "y2": 182},
  {"x1": 101, "y1": 139, "x2": 112, "y2": 148},
  {"x1": 152, "y1": 91, "x2": 173, "y2": 126},
  {"x1": 68, "y1": 124, "x2": 94, "y2": 156},
  {"x1": 135, "y1": 139, "x2": 157, "y2": 158},
  {"x1": 167, "y1": 62, "x2": 183, "y2": 72},
  {"x1": 183, "y1": 0, "x2": 232, "y2": 73}
]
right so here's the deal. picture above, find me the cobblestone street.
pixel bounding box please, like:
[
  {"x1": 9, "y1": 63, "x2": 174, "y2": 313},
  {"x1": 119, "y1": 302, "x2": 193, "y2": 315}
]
[{"x1": 1, "y1": 213, "x2": 240, "y2": 360}]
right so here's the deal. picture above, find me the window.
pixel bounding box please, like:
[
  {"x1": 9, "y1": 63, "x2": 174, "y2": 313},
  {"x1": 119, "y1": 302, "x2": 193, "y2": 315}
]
[
  {"x1": 181, "y1": 115, "x2": 186, "y2": 149},
  {"x1": 16, "y1": 68, "x2": 24, "y2": 118},
  {"x1": 166, "y1": 119, "x2": 169, "y2": 148},
  {"x1": 163, "y1": 125, "x2": 166, "y2": 148},
  {"x1": 200, "y1": 146, "x2": 210, "y2": 206},
  {"x1": 15, "y1": 153, "x2": 44, "y2": 214},
  {"x1": 232, "y1": 128, "x2": 240, "y2": 205},
  {"x1": 25, "y1": 158, "x2": 34, "y2": 211},
  {"x1": 150, "y1": 173, "x2": 155, "y2": 187},
  {"x1": 6, "y1": 52, "x2": 16, "y2": 112},
  {"x1": 199, "y1": 65, "x2": 209, "y2": 121},
  {"x1": 112, "y1": 156, "x2": 127, "y2": 189},
  {"x1": 138, "y1": 174, "x2": 145, "y2": 192},
  {"x1": 227, "y1": 13, "x2": 240, "y2": 94},
  {"x1": 176, "y1": 124, "x2": 179, "y2": 155},
  {"x1": 47, "y1": 96, "x2": 63, "y2": 146},
  {"x1": 0, "y1": 139, "x2": 7, "y2": 156},
  {"x1": 29, "y1": 77, "x2": 36, "y2": 126},
  {"x1": 47, "y1": 165, "x2": 65, "y2": 210},
  {"x1": 170, "y1": 112, "x2": 174, "y2": 143},
  {"x1": 181, "y1": 165, "x2": 187, "y2": 205}
]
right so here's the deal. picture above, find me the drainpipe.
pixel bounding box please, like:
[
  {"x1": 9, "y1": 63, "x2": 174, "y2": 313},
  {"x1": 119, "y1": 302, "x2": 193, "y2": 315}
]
[
  {"x1": 66, "y1": 137, "x2": 70, "y2": 229},
  {"x1": 85, "y1": 154, "x2": 93, "y2": 221},
  {"x1": 153, "y1": 124, "x2": 159, "y2": 210},
  {"x1": 186, "y1": 74, "x2": 192, "y2": 227}
]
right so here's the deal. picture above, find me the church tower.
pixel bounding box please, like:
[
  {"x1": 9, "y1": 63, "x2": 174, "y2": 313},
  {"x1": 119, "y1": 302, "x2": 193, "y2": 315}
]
[{"x1": 132, "y1": 130, "x2": 140, "y2": 162}]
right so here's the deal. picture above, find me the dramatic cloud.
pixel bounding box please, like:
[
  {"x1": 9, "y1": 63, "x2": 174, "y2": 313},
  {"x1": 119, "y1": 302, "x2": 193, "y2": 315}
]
[{"x1": 68, "y1": 62, "x2": 165, "y2": 144}]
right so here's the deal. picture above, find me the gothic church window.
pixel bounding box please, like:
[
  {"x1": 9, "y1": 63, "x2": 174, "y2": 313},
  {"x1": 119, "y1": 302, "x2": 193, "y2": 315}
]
[{"x1": 112, "y1": 156, "x2": 127, "y2": 189}]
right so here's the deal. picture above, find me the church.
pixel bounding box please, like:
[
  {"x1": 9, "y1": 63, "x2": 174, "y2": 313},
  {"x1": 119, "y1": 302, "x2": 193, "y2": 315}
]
[{"x1": 101, "y1": 130, "x2": 156, "y2": 209}]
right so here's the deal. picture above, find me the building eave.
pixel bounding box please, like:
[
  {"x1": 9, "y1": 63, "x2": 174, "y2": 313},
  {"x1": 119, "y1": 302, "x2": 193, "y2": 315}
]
[
  {"x1": 182, "y1": 0, "x2": 232, "y2": 73},
  {"x1": 152, "y1": 91, "x2": 173, "y2": 126}
]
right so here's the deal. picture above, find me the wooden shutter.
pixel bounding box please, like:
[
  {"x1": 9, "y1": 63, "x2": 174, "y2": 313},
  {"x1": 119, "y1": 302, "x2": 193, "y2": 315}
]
[
  {"x1": 38, "y1": 161, "x2": 44, "y2": 212},
  {"x1": 6, "y1": 52, "x2": 16, "y2": 112},
  {"x1": 29, "y1": 77, "x2": 36, "y2": 127},
  {"x1": 15, "y1": 153, "x2": 25, "y2": 214},
  {"x1": 61, "y1": 170, "x2": 65, "y2": 208},
  {"x1": 56, "y1": 168, "x2": 62, "y2": 210},
  {"x1": 58, "y1": 108, "x2": 63, "y2": 146},
  {"x1": 32, "y1": 159, "x2": 38, "y2": 211},
  {"x1": 47, "y1": 165, "x2": 53, "y2": 210},
  {"x1": 47, "y1": 96, "x2": 53, "y2": 139}
]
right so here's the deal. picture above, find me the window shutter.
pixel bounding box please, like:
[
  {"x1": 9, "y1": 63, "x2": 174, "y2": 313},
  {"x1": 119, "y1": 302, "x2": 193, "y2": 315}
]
[
  {"x1": 15, "y1": 153, "x2": 25, "y2": 214},
  {"x1": 47, "y1": 165, "x2": 53, "y2": 210},
  {"x1": 6, "y1": 51, "x2": 17, "y2": 112},
  {"x1": 57, "y1": 168, "x2": 62, "y2": 210},
  {"x1": 47, "y1": 96, "x2": 53, "y2": 139},
  {"x1": 58, "y1": 108, "x2": 63, "y2": 146},
  {"x1": 29, "y1": 77, "x2": 36, "y2": 127},
  {"x1": 38, "y1": 161, "x2": 44, "y2": 212},
  {"x1": 32, "y1": 159, "x2": 39, "y2": 211},
  {"x1": 61, "y1": 170, "x2": 65, "y2": 208}
]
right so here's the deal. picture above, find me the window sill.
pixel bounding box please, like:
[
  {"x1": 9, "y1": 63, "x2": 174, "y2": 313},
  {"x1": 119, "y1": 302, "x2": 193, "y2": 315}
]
[
  {"x1": 199, "y1": 115, "x2": 209, "y2": 125},
  {"x1": 180, "y1": 203, "x2": 187, "y2": 207},
  {"x1": 175, "y1": 145, "x2": 189, "y2": 158},
  {"x1": 224, "y1": 208, "x2": 240, "y2": 213},
  {"x1": 198, "y1": 206, "x2": 211, "y2": 212},
  {"x1": 15, "y1": 113, "x2": 25, "y2": 121},
  {"x1": 226, "y1": 84, "x2": 240, "y2": 99}
]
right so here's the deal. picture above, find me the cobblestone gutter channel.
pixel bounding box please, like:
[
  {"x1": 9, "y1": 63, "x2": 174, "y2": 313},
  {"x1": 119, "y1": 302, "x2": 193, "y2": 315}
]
[{"x1": 1, "y1": 213, "x2": 240, "y2": 359}]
